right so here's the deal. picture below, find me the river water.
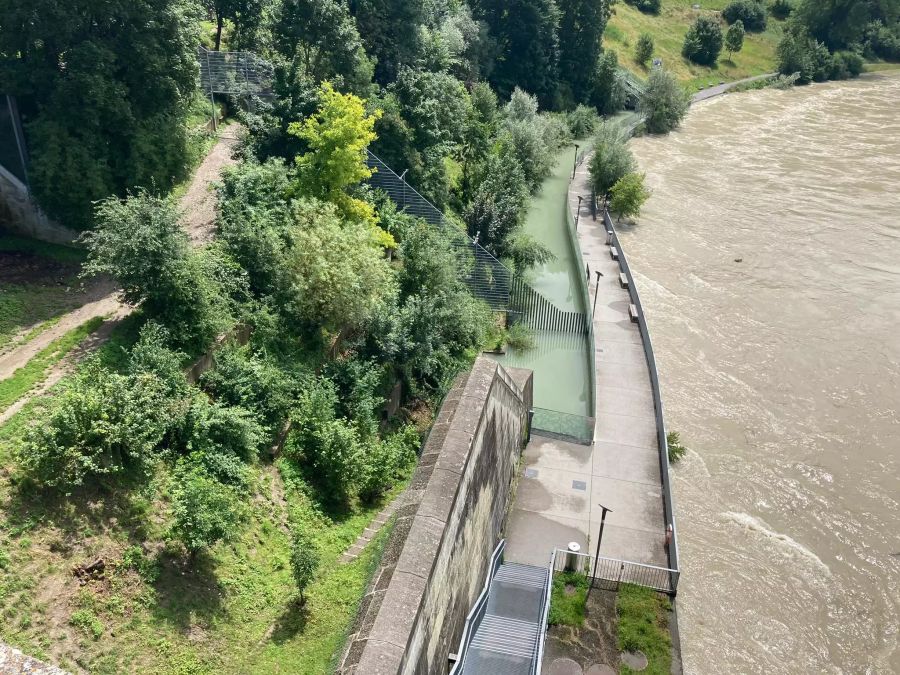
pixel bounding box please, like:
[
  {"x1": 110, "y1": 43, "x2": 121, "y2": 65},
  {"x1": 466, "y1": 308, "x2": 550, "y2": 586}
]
[{"x1": 621, "y1": 74, "x2": 900, "y2": 673}]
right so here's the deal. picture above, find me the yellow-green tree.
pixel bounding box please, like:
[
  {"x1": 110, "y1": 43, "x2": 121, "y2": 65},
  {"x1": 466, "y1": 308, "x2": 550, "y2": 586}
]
[{"x1": 288, "y1": 82, "x2": 385, "y2": 235}]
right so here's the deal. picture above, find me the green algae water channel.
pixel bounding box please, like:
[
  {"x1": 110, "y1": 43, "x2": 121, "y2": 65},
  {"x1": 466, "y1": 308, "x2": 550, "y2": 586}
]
[{"x1": 486, "y1": 144, "x2": 592, "y2": 418}]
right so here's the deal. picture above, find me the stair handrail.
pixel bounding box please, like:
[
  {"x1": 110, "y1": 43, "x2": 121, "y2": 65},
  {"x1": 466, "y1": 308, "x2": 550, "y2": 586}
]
[
  {"x1": 533, "y1": 547, "x2": 556, "y2": 674},
  {"x1": 448, "y1": 539, "x2": 506, "y2": 674}
]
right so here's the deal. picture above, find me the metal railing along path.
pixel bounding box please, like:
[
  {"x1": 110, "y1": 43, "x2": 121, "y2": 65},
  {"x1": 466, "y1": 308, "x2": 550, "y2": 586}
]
[
  {"x1": 552, "y1": 548, "x2": 679, "y2": 596},
  {"x1": 603, "y1": 209, "x2": 680, "y2": 576},
  {"x1": 449, "y1": 540, "x2": 506, "y2": 674}
]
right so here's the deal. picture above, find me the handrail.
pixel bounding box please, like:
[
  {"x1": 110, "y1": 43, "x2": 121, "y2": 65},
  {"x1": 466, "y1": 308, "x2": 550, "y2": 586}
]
[
  {"x1": 448, "y1": 539, "x2": 506, "y2": 674},
  {"x1": 552, "y1": 548, "x2": 679, "y2": 595},
  {"x1": 533, "y1": 547, "x2": 556, "y2": 674},
  {"x1": 603, "y1": 209, "x2": 680, "y2": 580}
]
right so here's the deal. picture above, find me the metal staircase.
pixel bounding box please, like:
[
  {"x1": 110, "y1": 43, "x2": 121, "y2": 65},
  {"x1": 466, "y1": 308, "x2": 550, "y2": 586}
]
[{"x1": 452, "y1": 545, "x2": 551, "y2": 675}]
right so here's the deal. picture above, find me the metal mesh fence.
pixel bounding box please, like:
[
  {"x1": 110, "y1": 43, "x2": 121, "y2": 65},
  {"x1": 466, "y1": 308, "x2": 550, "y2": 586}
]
[
  {"x1": 366, "y1": 151, "x2": 589, "y2": 333},
  {"x1": 198, "y1": 46, "x2": 274, "y2": 97}
]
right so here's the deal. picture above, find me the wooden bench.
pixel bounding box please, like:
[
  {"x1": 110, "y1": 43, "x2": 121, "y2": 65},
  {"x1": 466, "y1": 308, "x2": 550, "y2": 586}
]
[
  {"x1": 610, "y1": 246, "x2": 619, "y2": 261},
  {"x1": 619, "y1": 273, "x2": 629, "y2": 289},
  {"x1": 629, "y1": 304, "x2": 639, "y2": 323}
]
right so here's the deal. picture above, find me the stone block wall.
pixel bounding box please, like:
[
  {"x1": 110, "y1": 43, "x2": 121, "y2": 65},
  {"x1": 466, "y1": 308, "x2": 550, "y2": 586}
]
[{"x1": 337, "y1": 358, "x2": 533, "y2": 675}]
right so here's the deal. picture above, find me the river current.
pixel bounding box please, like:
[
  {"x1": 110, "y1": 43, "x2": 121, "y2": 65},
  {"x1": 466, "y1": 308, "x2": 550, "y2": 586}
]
[{"x1": 622, "y1": 74, "x2": 900, "y2": 673}]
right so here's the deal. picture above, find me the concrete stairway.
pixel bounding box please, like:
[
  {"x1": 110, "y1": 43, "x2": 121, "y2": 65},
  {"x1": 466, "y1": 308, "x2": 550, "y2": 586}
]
[{"x1": 462, "y1": 562, "x2": 548, "y2": 675}]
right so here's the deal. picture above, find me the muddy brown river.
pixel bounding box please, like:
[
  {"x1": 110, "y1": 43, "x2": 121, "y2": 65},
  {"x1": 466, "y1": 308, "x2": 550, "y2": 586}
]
[{"x1": 621, "y1": 73, "x2": 900, "y2": 673}]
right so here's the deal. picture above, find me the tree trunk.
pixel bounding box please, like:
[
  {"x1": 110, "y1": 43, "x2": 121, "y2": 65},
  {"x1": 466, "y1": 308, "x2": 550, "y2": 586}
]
[{"x1": 215, "y1": 14, "x2": 224, "y2": 51}]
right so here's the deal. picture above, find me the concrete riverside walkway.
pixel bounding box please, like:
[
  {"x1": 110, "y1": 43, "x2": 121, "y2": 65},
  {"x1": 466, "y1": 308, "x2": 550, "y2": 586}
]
[{"x1": 504, "y1": 157, "x2": 668, "y2": 570}]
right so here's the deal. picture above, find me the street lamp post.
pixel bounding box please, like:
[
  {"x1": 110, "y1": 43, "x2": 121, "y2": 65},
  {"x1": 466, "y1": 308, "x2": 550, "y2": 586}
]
[
  {"x1": 592, "y1": 270, "x2": 604, "y2": 321},
  {"x1": 575, "y1": 195, "x2": 583, "y2": 230},
  {"x1": 587, "y1": 504, "x2": 613, "y2": 598},
  {"x1": 572, "y1": 144, "x2": 580, "y2": 179}
]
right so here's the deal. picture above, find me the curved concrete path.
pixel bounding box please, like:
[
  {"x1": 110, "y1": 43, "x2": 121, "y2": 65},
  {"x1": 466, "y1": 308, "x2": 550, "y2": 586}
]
[{"x1": 504, "y1": 156, "x2": 668, "y2": 570}]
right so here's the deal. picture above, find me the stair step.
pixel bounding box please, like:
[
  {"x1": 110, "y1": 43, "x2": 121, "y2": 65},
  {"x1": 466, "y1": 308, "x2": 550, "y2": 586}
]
[{"x1": 493, "y1": 563, "x2": 548, "y2": 588}]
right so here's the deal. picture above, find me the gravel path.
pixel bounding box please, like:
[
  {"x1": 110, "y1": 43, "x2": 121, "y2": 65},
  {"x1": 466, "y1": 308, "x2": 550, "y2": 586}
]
[{"x1": 0, "y1": 125, "x2": 241, "y2": 420}]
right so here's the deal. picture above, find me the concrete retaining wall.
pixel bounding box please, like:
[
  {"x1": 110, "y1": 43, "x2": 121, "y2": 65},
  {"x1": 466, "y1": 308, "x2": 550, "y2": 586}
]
[
  {"x1": 0, "y1": 166, "x2": 79, "y2": 245},
  {"x1": 338, "y1": 358, "x2": 533, "y2": 675}
]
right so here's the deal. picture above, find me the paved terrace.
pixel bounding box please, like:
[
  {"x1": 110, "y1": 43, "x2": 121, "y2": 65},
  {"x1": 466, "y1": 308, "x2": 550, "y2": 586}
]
[{"x1": 504, "y1": 157, "x2": 668, "y2": 570}]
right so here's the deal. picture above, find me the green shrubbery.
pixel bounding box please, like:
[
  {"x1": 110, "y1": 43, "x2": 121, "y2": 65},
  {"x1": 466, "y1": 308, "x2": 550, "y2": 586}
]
[
  {"x1": 723, "y1": 1, "x2": 768, "y2": 32},
  {"x1": 624, "y1": 0, "x2": 662, "y2": 15},
  {"x1": 639, "y1": 70, "x2": 691, "y2": 135},
  {"x1": 682, "y1": 16, "x2": 725, "y2": 66},
  {"x1": 768, "y1": 0, "x2": 794, "y2": 20}
]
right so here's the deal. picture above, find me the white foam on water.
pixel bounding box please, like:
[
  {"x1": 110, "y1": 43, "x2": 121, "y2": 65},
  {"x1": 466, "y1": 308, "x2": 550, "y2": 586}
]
[{"x1": 721, "y1": 511, "x2": 832, "y2": 576}]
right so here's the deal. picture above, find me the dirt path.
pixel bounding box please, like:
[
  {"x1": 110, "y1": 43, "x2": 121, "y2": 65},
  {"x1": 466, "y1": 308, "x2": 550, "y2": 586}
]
[{"x1": 0, "y1": 126, "x2": 241, "y2": 420}]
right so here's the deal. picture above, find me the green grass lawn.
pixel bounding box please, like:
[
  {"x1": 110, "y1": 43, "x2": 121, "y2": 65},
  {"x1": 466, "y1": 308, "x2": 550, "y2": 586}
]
[
  {"x1": 0, "y1": 386, "x2": 403, "y2": 674},
  {"x1": 606, "y1": 1, "x2": 784, "y2": 91},
  {"x1": 616, "y1": 584, "x2": 673, "y2": 675},
  {"x1": 0, "y1": 316, "x2": 104, "y2": 414}
]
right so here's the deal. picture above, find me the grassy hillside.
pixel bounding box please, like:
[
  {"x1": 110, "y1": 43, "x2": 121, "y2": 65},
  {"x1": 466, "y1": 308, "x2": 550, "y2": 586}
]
[{"x1": 605, "y1": 0, "x2": 785, "y2": 91}]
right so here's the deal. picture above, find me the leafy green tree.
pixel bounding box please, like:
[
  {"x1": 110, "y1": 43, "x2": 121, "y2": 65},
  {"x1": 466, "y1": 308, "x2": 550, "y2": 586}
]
[
  {"x1": 82, "y1": 192, "x2": 229, "y2": 351},
  {"x1": 609, "y1": 172, "x2": 650, "y2": 223},
  {"x1": 792, "y1": 0, "x2": 899, "y2": 51},
  {"x1": 0, "y1": 0, "x2": 199, "y2": 229},
  {"x1": 639, "y1": 69, "x2": 690, "y2": 134},
  {"x1": 588, "y1": 123, "x2": 635, "y2": 199},
  {"x1": 275, "y1": 0, "x2": 374, "y2": 93},
  {"x1": 769, "y1": 0, "x2": 794, "y2": 20},
  {"x1": 284, "y1": 199, "x2": 397, "y2": 331},
  {"x1": 558, "y1": 0, "x2": 614, "y2": 104},
  {"x1": 624, "y1": 0, "x2": 662, "y2": 14},
  {"x1": 170, "y1": 463, "x2": 244, "y2": 557},
  {"x1": 474, "y1": 0, "x2": 562, "y2": 108},
  {"x1": 289, "y1": 527, "x2": 319, "y2": 604},
  {"x1": 203, "y1": 0, "x2": 267, "y2": 50},
  {"x1": 566, "y1": 105, "x2": 600, "y2": 138},
  {"x1": 464, "y1": 143, "x2": 530, "y2": 257},
  {"x1": 725, "y1": 20, "x2": 746, "y2": 59},
  {"x1": 289, "y1": 82, "x2": 382, "y2": 228},
  {"x1": 590, "y1": 50, "x2": 627, "y2": 115},
  {"x1": 682, "y1": 16, "x2": 724, "y2": 65},
  {"x1": 776, "y1": 27, "x2": 835, "y2": 83},
  {"x1": 350, "y1": 0, "x2": 426, "y2": 83},
  {"x1": 722, "y1": 1, "x2": 767, "y2": 32},
  {"x1": 635, "y1": 33, "x2": 655, "y2": 65}
]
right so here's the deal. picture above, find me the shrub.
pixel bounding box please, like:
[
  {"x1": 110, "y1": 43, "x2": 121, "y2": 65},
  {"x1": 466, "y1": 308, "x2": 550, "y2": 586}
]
[
  {"x1": 635, "y1": 33, "x2": 655, "y2": 65},
  {"x1": 639, "y1": 69, "x2": 690, "y2": 134},
  {"x1": 169, "y1": 463, "x2": 244, "y2": 556},
  {"x1": 667, "y1": 431, "x2": 687, "y2": 463},
  {"x1": 18, "y1": 362, "x2": 177, "y2": 489},
  {"x1": 82, "y1": 192, "x2": 229, "y2": 352},
  {"x1": 566, "y1": 105, "x2": 600, "y2": 138},
  {"x1": 588, "y1": 123, "x2": 635, "y2": 198},
  {"x1": 830, "y1": 51, "x2": 864, "y2": 80},
  {"x1": 201, "y1": 345, "x2": 295, "y2": 436},
  {"x1": 624, "y1": 0, "x2": 661, "y2": 15},
  {"x1": 358, "y1": 425, "x2": 419, "y2": 503},
  {"x1": 768, "y1": 0, "x2": 793, "y2": 20},
  {"x1": 722, "y1": 1, "x2": 767, "y2": 32},
  {"x1": 682, "y1": 16, "x2": 724, "y2": 65},
  {"x1": 609, "y1": 173, "x2": 650, "y2": 223},
  {"x1": 506, "y1": 322, "x2": 536, "y2": 351},
  {"x1": 289, "y1": 527, "x2": 319, "y2": 604},
  {"x1": 286, "y1": 377, "x2": 363, "y2": 503},
  {"x1": 70, "y1": 609, "x2": 104, "y2": 639}
]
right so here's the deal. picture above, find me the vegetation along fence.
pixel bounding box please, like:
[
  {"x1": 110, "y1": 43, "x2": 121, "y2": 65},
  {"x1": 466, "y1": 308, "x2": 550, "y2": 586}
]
[
  {"x1": 603, "y1": 209, "x2": 680, "y2": 575},
  {"x1": 365, "y1": 151, "x2": 589, "y2": 334},
  {"x1": 553, "y1": 548, "x2": 679, "y2": 596}
]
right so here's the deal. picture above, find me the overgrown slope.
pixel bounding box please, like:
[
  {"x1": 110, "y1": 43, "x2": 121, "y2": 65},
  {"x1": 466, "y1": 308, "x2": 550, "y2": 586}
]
[{"x1": 605, "y1": 1, "x2": 784, "y2": 91}]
